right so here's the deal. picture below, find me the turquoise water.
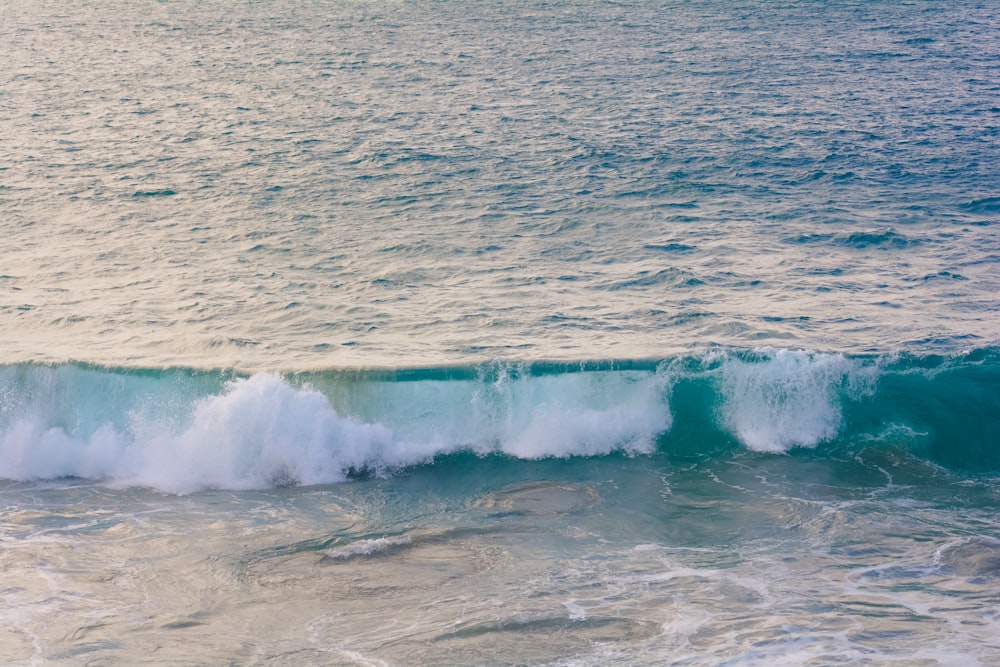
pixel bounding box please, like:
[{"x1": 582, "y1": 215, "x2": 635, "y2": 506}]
[{"x1": 1, "y1": 1, "x2": 999, "y2": 665}]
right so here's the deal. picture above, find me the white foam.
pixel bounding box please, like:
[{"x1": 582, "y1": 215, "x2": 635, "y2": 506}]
[
  {"x1": 716, "y1": 348, "x2": 875, "y2": 453},
  {"x1": 491, "y1": 372, "x2": 671, "y2": 459},
  {"x1": 325, "y1": 536, "x2": 413, "y2": 560},
  {"x1": 129, "y1": 374, "x2": 436, "y2": 493},
  {"x1": 339, "y1": 366, "x2": 673, "y2": 459},
  {"x1": 0, "y1": 374, "x2": 428, "y2": 493},
  {"x1": 0, "y1": 367, "x2": 674, "y2": 493},
  {"x1": 0, "y1": 349, "x2": 893, "y2": 491},
  {"x1": 0, "y1": 349, "x2": 888, "y2": 490},
  {"x1": 562, "y1": 600, "x2": 588, "y2": 621}
]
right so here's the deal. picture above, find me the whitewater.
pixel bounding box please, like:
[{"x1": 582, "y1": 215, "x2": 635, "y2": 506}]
[{"x1": 1, "y1": 1, "x2": 999, "y2": 665}]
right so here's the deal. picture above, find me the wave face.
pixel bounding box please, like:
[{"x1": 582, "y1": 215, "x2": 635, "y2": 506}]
[{"x1": 2, "y1": 348, "x2": 997, "y2": 493}]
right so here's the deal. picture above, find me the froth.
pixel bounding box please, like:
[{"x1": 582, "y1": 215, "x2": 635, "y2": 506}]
[
  {"x1": 0, "y1": 374, "x2": 437, "y2": 494},
  {"x1": 0, "y1": 351, "x2": 895, "y2": 491},
  {"x1": 131, "y1": 374, "x2": 428, "y2": 493},
  {"x1": 716, "y1": 348, "x2": 875, "y2": 453},
  {"x1": 324, "y1": 536, "x2": 413, "y2": 561},
  {"x1": 482, "y1": 370, "x2": 671, "y2": 458},
  {"x1": 0, "y1": 366, "x2": 673, "y2": 493}
]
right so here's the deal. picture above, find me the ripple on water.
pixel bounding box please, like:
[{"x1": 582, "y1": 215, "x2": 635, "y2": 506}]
[{"x1": 477, "y1": 481, "x2": 600, "y2": 516}]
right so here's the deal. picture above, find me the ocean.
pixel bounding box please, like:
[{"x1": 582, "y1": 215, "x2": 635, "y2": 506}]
[{"x1": 1, "y1": 0, "x2": 999, "y2": 664}]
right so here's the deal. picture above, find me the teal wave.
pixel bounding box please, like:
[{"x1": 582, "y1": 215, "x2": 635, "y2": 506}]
[{"x1": 1, "y1": 347, "x2": 997, "y2": 492}]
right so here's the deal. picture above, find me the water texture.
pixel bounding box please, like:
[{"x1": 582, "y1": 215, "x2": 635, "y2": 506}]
[
  {"x1": 1, "y1": 0, "x2": 997, "y2": 368},
  {"x1": 1, "y1": 1, "x2": 999, "y2": 665}
]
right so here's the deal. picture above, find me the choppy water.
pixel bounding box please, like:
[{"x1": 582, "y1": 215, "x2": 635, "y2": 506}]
[
  {"x1": 1, "y1": 1, "x2": 999, "y2": 665},
  {"x1": 3, "y1": 0, "x2": 998, "y2": 368}
]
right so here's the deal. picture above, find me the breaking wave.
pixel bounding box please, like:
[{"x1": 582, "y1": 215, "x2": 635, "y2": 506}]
[{"x1": 1, "y1": 347, "x2": 997, "y2": 492}]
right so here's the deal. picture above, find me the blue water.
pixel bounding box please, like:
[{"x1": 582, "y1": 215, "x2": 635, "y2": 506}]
[
  {"x1": 2, "y1": 0, "x2": 998, "y2": 367},
  {"x1": 1, "y1": 1, "x2": 999, "y2": 664}
]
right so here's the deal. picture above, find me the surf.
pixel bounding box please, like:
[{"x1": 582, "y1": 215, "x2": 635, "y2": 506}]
[{"x1": 2, "y1": 346, "x2": 997, "y2": 493}]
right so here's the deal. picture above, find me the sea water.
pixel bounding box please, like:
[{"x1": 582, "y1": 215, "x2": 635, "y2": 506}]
[{"x1": 1, "y1": 1, "x2": 999, "y2": 665}]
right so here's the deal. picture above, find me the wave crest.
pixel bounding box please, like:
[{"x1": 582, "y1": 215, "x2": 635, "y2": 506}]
[
  {"x1": 1, "y1": 347, "x2": 997, "y2": 491},
  {"x1": 715, "y1": 348, "x2": 877, "y2": 453},
  {"x1": 0, "y1": 365, "x2": 672, "y2": 493}
]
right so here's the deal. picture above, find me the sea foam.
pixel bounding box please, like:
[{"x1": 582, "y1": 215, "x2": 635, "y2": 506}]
[
  {"x1": 0, "y1": 365, "x2": 673, "y2": 493},
  {"x1": 3, "y1": 349, "x2": 991, "y2": 492},
  {"x1": 714, "y1": 349, "x2": 877, "y2": 453}
]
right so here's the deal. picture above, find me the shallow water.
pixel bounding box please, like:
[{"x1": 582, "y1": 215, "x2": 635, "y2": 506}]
[{"x1": 3, "y1": 451, "x2": 1000, "y2": 665}]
